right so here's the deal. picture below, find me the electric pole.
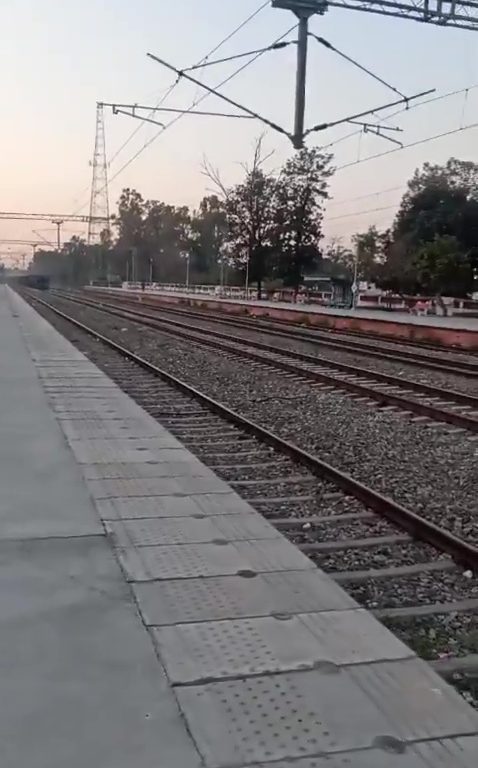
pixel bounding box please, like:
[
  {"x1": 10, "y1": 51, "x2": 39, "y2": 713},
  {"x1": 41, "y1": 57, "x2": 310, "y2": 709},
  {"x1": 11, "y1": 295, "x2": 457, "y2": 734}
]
[
  {"x1": 272, "y1": 0, "x2": 478, "y2": 149},
  {"x1": 272, "y1": 1, "x2": 327, "y2": 149},
  {"x1": 87, "y1": 103, "x2": 111, "y2": 245},
  {"x1": 52, "y1": 219, "x2": 63, "y2": 250}
]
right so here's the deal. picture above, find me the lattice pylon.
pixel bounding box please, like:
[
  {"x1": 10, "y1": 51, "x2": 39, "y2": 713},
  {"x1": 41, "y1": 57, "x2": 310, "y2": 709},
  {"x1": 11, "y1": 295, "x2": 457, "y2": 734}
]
[{"x1": 87, "y1": 103, "x2": 110, "y2": 245}]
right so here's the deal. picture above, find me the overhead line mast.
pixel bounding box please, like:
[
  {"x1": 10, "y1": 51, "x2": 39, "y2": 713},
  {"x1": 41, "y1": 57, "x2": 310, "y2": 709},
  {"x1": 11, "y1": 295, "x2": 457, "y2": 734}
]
[{"x1": 272, "y1": 0, "x2": 478, "y2": 148}]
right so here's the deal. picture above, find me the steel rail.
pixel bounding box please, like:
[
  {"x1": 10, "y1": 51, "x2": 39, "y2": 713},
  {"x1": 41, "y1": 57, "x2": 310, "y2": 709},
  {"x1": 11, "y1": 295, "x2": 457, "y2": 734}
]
[
  {"x1": 53, "y1": 291, "x2": 478, "y2": 432},
  {"x1": 88, "y1": 288, "x2": 478, "y2": 377},
  {"x1": 26, "y1": 291, "x2": 478, "y2": 571}
]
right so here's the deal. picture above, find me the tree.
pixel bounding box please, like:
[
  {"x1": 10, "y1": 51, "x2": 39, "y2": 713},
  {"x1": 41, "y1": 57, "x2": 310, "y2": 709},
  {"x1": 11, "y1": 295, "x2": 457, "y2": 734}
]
[
  {"x1": 143, "y1": 201, "x2": 191, "y2": 283},
  {"x1": 190, "y1": 195, "x2": 227, "y2": 279},
  {"x1": 29, "y1": 236, "x2": 95, "y2": 286},
  {"x1": 203, "y1": 137, "x2": 277, "y2": 298},
  {"x1": 415, "y1": 235, "x2": 475, "y2": 302},
  {"x1": 393, "y1": 158, "x2": 478, "y2": 252},
  {"x1": 377, "y1": 158, "x2": 478, "y2": 297},
  {"x1": 272, "y1": 147, "x2": 332, "y2": 292},
  {"x1": 322, "y1": 238, "x2": 354, "y2": 279},
  {"x1": 113, "y1": 188, "x2": 192, "y2": 283},
  {"x1": 113, "y1": 188, "x2": 147, "y2": 281},
  {"x1": 352, "y1": 226, "x2": 389, "y2": 283}
]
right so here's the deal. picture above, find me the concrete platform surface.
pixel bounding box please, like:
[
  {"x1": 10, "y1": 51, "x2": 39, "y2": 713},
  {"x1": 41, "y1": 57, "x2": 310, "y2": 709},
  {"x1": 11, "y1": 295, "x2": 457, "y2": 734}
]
[{"x1": 2, "y1": 285, "x2": 478, "y2": 768}]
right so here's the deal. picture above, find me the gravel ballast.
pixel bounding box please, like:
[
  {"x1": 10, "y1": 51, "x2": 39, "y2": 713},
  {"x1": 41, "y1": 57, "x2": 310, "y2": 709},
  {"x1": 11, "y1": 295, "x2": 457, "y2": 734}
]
[
  {"x1": 111, "y1": 300, "x2": 478, "y2": 396},
  {"x1": 42, "y1": 295, "x2": 478, "y2": 546}
]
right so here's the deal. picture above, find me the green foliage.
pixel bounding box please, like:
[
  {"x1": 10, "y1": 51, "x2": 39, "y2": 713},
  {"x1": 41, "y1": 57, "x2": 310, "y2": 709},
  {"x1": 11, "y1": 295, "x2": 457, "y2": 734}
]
[
  {"x1": 220, "y1": 139, "x2": 277, "y2": 298},
  {"x1": 272, "y1": 147, "x2": 332, "y2": 290},
  {"x1": 414, "y1": 235, "x2": 474, "y2": 297},
  {"x1": 372, "y1": 158, "x2": 478, "y2": 297},
  {"x1": 190, "y1": 195, "x2": 227, "y2": 277}
]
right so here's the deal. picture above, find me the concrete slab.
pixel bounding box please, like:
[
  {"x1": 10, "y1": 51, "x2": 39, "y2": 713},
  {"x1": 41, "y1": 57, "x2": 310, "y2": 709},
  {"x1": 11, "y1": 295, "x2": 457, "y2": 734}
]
[
  {"x1": 0, "y1": 536, "x2": 201, "y2": 768},
  {"x1": 176, "y1": 664, "x2": 478, "y2": 767},
  {"x1": 83, "y1": 460, "x2": 215, "y2": 479},
  {"x1": 133, "y1": 570, "x2": 356, "y2": 626},
  {"x1": 117, "y1": 540, "x2": 261, "y2": 580},
  {"x1": 118, "y1": 537, "x2": 314, "y2": 581},
  {"x1": 250, "y1": 737, "x2": 478, "y2": 767},
  {"x1": 154, "y1": 609, "x2": 412, "y2": 683},
  {"x1": 156, "y1": 613, "x2": 400, "y2": 684},
  {"x1": 60, "y1": 417, "x2": 161, "y2": 440},
  {"x1": 87, "y1": 473, "x2": 229, "y2": 496},
  {"x1": 0, "y1": 293, "x2": 102, "y2": 540},
  {"x1": 68, "y1": 436, "x2": 182, "y2": 464},
  {"x1": 299, "y1": 608, "x2": 415, "y2": 665},
  {"x1": 105, "y1": 513, "x2": 280, "y2": 547},
  {"x1": 96, "y1": 491, "x2": 253, "y2": 517}
]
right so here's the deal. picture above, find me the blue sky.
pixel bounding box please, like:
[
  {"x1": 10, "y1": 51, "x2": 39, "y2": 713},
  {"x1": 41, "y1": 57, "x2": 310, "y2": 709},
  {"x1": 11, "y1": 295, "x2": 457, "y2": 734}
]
[{"x1": 2, "y1": 0, "x2": 478, "y2": 262}]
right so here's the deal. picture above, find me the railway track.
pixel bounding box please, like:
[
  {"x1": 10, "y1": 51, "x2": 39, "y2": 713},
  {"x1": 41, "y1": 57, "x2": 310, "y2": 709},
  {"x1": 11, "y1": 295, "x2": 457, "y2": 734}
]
[
  {"x1": 52, "y1": 290, "x2": 478, "y2": 434},
  {"x1": 86, "y1": 287, "x2": 478, "y2": 377},
  {"x1": 24, "y1": 289, "x2": 478, "y2": 707}
]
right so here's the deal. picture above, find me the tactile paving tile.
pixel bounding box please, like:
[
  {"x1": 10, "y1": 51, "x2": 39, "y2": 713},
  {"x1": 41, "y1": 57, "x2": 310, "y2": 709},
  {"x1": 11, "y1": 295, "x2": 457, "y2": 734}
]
[
  {"x1": 175, "y1": 665, "x2": 478, "y2": 767},
  {"x1": 192, "y1": 493, "x2": 254, "y2": 516},
  {"x1": 117, "y1": 542, "x2": 252, "y2": 581},
  {"x1": 229, "y1": 538, "x2": 314, "y2": 573},
  {"x1": 96, "y1": 496, "x2": 225, "y2": 520},
  {"x1": 37, "y1": 367, "x2": 104, "y2": 377},
  {"x1": 86, "y1": 474, "x2": 227, "y2": 499},
  {"x1": 105, "y1": 513, "x2": 280, "y2": 547},
  {"x1": 68, "y1": 437, "x2": 180, "y2": 464},
  {"x1": 118, "y1": 538, "x2": 314, "y2": 581},
  {"x1": 83, "y1": 461, "x2": 214, "y2": 480},
  {"x1": 347, "y1": 659, "x2": 478, "y2": 742},
  {"x1": 133, "y1": 570, "x2": 356, "y2": 626},
  {"x1": 42, "y1": 379, "x2": 117, "y2": 389},
  {"x1": 250, "y1": 736, "x2": 478, "y2": 767},
  {"x1": 153, "y1": 615, "x2": 328, "y2": 683},
  {"x1": 88, "y1": 477, "x2": 183, "y2": 499},
  {"x1": 299, "y1": 609, "x2": 413, "y2": 665},
  {"x1": 60, "y1": 418, "x2": 160, "y2": 440}
]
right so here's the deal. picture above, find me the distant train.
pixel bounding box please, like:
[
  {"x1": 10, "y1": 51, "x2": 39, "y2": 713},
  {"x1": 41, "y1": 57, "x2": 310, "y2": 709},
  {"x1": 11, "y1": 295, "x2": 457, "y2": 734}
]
[{"x1": 14, "y1": 274, "x2": 50, "y2": 290}]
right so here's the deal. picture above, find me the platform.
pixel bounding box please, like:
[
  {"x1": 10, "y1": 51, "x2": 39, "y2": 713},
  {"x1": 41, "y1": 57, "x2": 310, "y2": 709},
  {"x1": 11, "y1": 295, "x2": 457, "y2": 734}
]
[
  {"x1": 94, "y1": 287, "x2": 478, "y2": 350},
  {"x1": 2, "y1": 284, "x2": 478, "y2": 767}
]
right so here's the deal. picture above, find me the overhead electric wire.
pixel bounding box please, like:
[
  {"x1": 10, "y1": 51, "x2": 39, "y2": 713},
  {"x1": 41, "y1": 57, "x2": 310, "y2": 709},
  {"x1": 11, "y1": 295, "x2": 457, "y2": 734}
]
[
  {"x1": 328, "y1": 184, "x2": 404, "y2": 206},
  {"x1": 322, "y1": 83, "x2": 478, "y2": 150},
  {"x1": 104, "y1": 24, "x2": 297, "y2": 191},
  {"x1": 183, "y1": 41, "x2": 293, "y2": 71},
  {"x1": 327, "y1": 203, "x2": 399, "y2": 220},
  {"x1": 309, "y1": 33, "x2": 405, "y2": 98},
  {"x1": 73, "y1": 3, "x2": 282, "y2": 215},
  {"x1": 107, "y1": 83, "x2": 178, "y2": 165},
  {"x1": 147, "y1": 51, "x2": 290, "y2": 137},
  {"x1": 336, "y1": 121, "x2": 478, "y2": 171},
  {"x1": 105, "y1": 102, "x2": 256, "y2": 118},
  {"x1": 305, "y1": 88, "x2": 434, "y2": 137},
  {"x1": 107, "y1": 0, "x2": 271, "y2": 166}
]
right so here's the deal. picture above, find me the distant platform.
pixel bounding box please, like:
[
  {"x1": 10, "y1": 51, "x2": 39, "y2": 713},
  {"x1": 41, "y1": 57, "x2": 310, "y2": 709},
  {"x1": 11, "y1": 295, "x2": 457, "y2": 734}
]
[{"x1": 91, "y1": 287, "x2": 478, "y2": 350}]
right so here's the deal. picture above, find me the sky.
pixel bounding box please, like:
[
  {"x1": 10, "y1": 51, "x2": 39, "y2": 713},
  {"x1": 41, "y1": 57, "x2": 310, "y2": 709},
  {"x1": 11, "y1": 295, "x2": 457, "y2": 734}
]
[{"x1": 2, "y1": 0, "x2": 478, "y2": 265}]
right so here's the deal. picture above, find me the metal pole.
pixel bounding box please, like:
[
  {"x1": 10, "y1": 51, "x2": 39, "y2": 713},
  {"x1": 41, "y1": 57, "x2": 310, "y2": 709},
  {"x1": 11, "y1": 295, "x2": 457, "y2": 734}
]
[
  {"x1": 52, "y1": 219, "x2": 63, "y2": 250},
  {"x1": 352, "y1": 253, "x2": 359, "y2": 309},
  {"x1": 186, "y1": 254, "x2": 190, "y2": 289},
  {"x1": 292, "y1": 13, "x2": 310, "y2": 150},
  {"x1": 149, "y1": 257, "x2": 153, "y2": 283},
  {"x1": 245, "y1": 254, "x2": 250, "y2": 297}
]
